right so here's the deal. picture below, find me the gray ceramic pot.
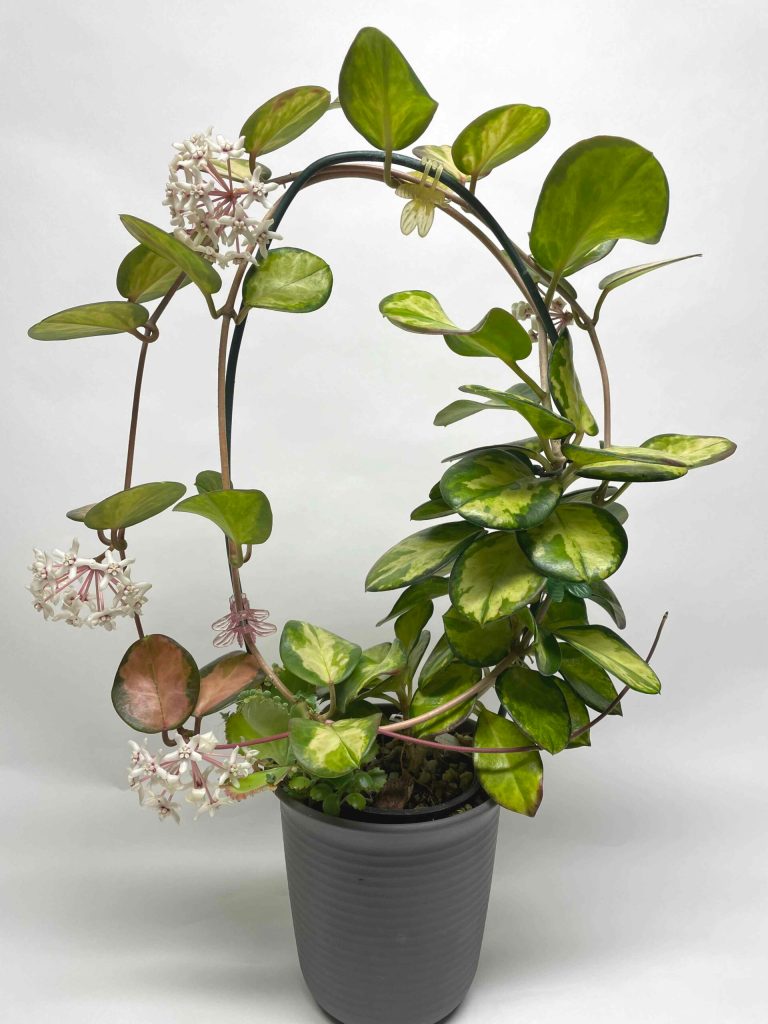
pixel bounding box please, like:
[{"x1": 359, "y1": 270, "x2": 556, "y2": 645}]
[{"x1": 277, "y1": 787, "x2": 500, "y2": 1024}]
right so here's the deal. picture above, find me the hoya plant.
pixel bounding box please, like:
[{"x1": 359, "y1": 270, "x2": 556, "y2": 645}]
[{"x1": 27, "y1": 27, "x2": 735, "y2": 822}]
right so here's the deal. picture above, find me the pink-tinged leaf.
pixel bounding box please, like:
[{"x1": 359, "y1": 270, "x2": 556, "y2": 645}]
[
  {"x1": 112, "y1": 634, "x2": 200, "y2": 733},
  {"x1": 194, "y1": 652, "x2": 264, "y2": 717}
]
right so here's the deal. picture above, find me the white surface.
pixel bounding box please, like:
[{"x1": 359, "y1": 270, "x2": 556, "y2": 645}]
[{"x1": 2, "y1": 1, "x2": 766, "y2": 1021}]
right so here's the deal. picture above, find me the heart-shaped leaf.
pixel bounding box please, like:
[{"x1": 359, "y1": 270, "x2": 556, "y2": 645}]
[
  {"x1": 556, "y1": 625, "x2": 661, "y2": 694},
  {"x1": 174, "y1": 489, "x2": 272, "y2": 545},
  {"x1": 117, "y1": 241, "x2": 190, "y2": 303},
  {"x1": 640, "y1": 433, "x2": 737, "y2": 468},
  {"x1": 85, "y1": 481, "x2": 187, "y2": 530},
  {"x1": 226, "y1": 690, "x2": 292, "y2": 763},
  {"x1": 474, "y1": 707, "x2": 543, "y2": 815},
  {"x1": 280, "y1": 620, "x2": 362, "y2": 689},
  {"x1": 28, "y1": 301, "x2": 149, "y2": 341},
  {"x1": 460, "y1": 385, "x2": 575, "y2": 439},
  {"x1": 241, "y1": 86, "x2": 331, "y2": 157},
  {"x1": 338, "y1": 27, "x2": 437, "y2": 150},
  {"x1": 376, "y1": 577, "x2": 450, "y2": 625},
  {"x1": 443, "y1": 604, "x2": 517, "y2": 667},
  {"x1": 557, "y1": 644, "x2": 622, "y2": 714},
  {"x1": 450, "y1": 531, "x2": 546, "y2": 625},
  {"x1": 549, "y1": 332, "x2": 598, "y2": 436},
  {"x1": 518, "y1": 504, "x2": 628, "y2": 582},
  {"x1": 289, "y1": 714, "x2": 381, "y2": 778},
  {"x1": 365, "y1": 522, "x2": 484, "y2": 592},
  {"x1": 497, "y1": 665, "x2": 572, "y2": 754},
  {"x1": 112, "y1": 634, "x2": 199, "y2": 733},
  {"x1": 439, "y1": 450, "x2": 562, "y2": 531},
  {"x1": 335, "y1": 642, "x2": 407, "y2": 712},
  {"x1": 530, "y1": 136, "x2": 670, "y2": 278},
  {"x1": 194, "y1": 652, "x2": 263, "y2": 717},
  {"x1": 243, "y1": 247, "x2": 333, "y2": 313},
  {"x1": 411, "y1": 661, "x2": 481, "y2": 737},
  {"x1": 453, "y1": 104, "x2": 550, "y2": 179},
  {"x1": 120, "y1": 215, "x2": 222, "y2": 295}
]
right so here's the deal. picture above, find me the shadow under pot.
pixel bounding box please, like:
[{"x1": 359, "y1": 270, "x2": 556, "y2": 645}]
[{"x1": 277, "y1": 780, "x2": 500, "y2": 1024}]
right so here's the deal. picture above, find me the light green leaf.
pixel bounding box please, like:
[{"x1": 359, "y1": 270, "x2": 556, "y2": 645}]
[
  {"x1": 279, "y1": 621, "x2": 362, "y2": 689},
  {"x1": 379, "y1": 290, "x2": 457, "y2": 332},
  {"x1": 65, "y1": 503, "x2": 95, "y2": 523},
  {"x1": 557, "y1": 645, "x2": 622, "y2": 715},
  {"x1": 552, "y1": 676, "x2": 591, "y2": 748},
  {"x1": 120, "y1": 215, "x2": 222, "y2": 295},
  {"x1": 474, "y1": 707, "x2": 543, "y2": 815},
  {"x1": 549, "y1": 332, "x2": 598, "y2": 436},
  {"x1": 443, "y1": 307, "x2": 533, "y2": 363},
  {"x1": 439, "y1": 450, "x2": 562, "y2": 531},
  {"x1": 497, "y1": 665, "x2": 571, "y2": 754},
  {"x1": 117, "y1": 241, "x2": 190, "y2": 303},
  {"x1": 365, "y1": 522, "x2": 483, "y2": 592},
  {"x1": 225, "y1": 690, "x2": 292, "y2": 763},
  {"x1": 411, "y1": 661, "x2": 480, "y2": 737},
  {"x1": 174, "y1": 489, "x2": 272, "y2": 545},
  {"x1": 542, "y1": 593, "x2": 588, "y2": 631},
  {"x1": 418, "y1": 634, "x2": 454, "y2": 685},
  {"x1": 597, "y1": 254, "x2": 701, "y2": 295},
  {"x1": 450, "y1": 531, "x2": 545, "y2": 625},
  {"x1": 28, "y1": 301, "x2": 149, "y2": 341},
  {"x1": 335, "y1": 642, "x2": 407, "y2": 712},
  {"x1": 289, "y1": 714, "x2": 381, "y2": 778},
  {"x1": 225, "y1": 766, "x2": 290, "y2": 799},
  {"x1": 376, "y1": 577, "x2": 449, "y2": 625},
  {"x1": 563, "y1": 443, "x2": 688, "y2": 482},
  {"x1": 518, "y1": 504, "x2": 628, "y2": 582},
  {"x1": 241, "y1": 86, "x2": 331, "y2": 157},
  {"x1": 640, "y1": 433, "x2": 737, "y2": 468},
  {"x1": 453, "y1": 104, "x2": 550, "y2": 179},
  {"x1": 459, "y1": 385, "x2": 575, "y2": 439},
  {"x1": 556, "y1": 625, "x2": 661, "y2": 694},
  {"x1": 194, "y1": 470, "x2": 223, "y2": 494},
  {"x1": 530, "y1": 136, "x2": 670, "y2": 278},
  {"x1": 338, "y1": 27, "x2": 437, "y2": 150},
  {"x1": 244, "y1": 247, "x2": 332, "y2": 313},
  {"x1": 395, "y1": 602, "x2": 434, "y2": 654},
  {"x1": 585, "y1": 578, "x2": 626, "y2": 629},
  {"x1": 443, "y1": 604, "x2": 517, "y2": 667},
  {"x1": 434, "y1": 399, "x2": 497, "y2": 427},
  {"x1": 85, "y1": 481, "x2": 186, "y2": 530}
]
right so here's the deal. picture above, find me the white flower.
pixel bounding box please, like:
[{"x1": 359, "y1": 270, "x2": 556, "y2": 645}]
[
  {"x1": 28, "y1": 541, "x2": 151, "y2": 629},
  {"x1": 217, "y1": 747, "x2": 254, "y2": 788},
  {"x1": 395, "y1": 161, "x2": 449, "y2": 238},
  {"x1": 166, "y1": 129, "x2": 281, "y2": 269}
]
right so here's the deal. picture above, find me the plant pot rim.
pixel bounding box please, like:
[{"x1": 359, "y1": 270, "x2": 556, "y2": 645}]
[{"x1": 276, "y1": 781, "x2": 496, "y2": 833}]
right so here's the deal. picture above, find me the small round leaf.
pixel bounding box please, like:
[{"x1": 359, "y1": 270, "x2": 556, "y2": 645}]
[
  {"x1": 243, "y1": 247, "x2": 332, "y2": 313},
  {"x1": 453, "y1": 104, "x2": 550, "y2": 178},
  {"x1": 450, "y1": 531, "x2": 545, "y2": 625},
  {"x1": 241, "y1": 86, "x2": 331, "y2": 157},
  {"x1": 518, "y1": 504, "x2": 628, "y2": 582},
  {"x1": 112, "y1": 634, "x2": 199, "y2": 734}
]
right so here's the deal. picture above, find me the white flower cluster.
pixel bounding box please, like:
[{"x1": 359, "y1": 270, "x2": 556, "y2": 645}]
[
  {"x1": 128, "y1": 733, "x2": 259, "y2": 822},
  {"x1": 511, "y1": 297, "x2": 573, "y2": 338},
  {"x1": 164, "y1": 128, "x2": 281, "y2": 268},
  {"x1": 28, "y1": 540, "x2": 150, "y2": 630}
]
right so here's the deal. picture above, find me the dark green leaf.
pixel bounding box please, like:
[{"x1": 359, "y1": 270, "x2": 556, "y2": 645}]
[
  {"x1": 585, "y1": 578, "x2": 626, "y2": 629},
  {"x1": 557, "y1": 645, "x2": 622, "y2": 715},
  {"x1": 443, "y1": 307, "x2": 533, "y2": 362},
  {"x1": 243, "y1": 247, "x2": 333, "y2": 313},
  {"x1": 338, "y1": 27, "x2": 437, "y2": 150},
  {"x1": 533, "y1": 627, "x2": 561, "y2": 675},
  {"x1": 411, "y1": 661, "x2": 480, "y2": 737},
  {"x1": 410, "y1": 497, "x2": 454, "y2": 520},
  {"x1": 418, "y1": 634, "x2": 454, "y2": 685},
  {"x1": 195, "y1": 470, "x2": 223, "y2": 494},
  {"x1": 552, "y1": 676, "x2": 592, "y2": 748},
  {"x1": 376, "y1": 577, "x2": 449, "y2": 625},
  {"x1": 28, "y1": 301, "x2": 148, "y2": 341},
  {"x1": 497, "y1": 665, "x2": 571, "y2": 754},
  {"x1": 459, "y1": 384, "x2": 575, "y2": 439},
  {"x1": 561, "y1": 486, "x2": 629, "y2": 524},
  {"x1": 542, "y1": 592, "x2": 588, "y2": 631},
  {"x1": 443, "y1": 604, "x2": 517, "y2": 667},
  {"x1": 85, "y1": 481, "x2": 186, "y2": 530},
  {"x1": 564, "y1": 442, "x2": 688, "y2": 482},
  {"x1": 555, "y1": 625, "x2": 661, "y2": 694},
  {"x1": 395, "y1": 602, "x2": 434, "y2": 654},
  {"x1": 597, "y1": 254, "x2": 701, "y2": 295}
]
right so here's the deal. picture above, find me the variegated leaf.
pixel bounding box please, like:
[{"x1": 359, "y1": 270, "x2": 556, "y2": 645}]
[
  {"x1": 194, "y1": 652, "x2": 263, "y2": 717},
  {"x1": 112, "y1": 634, "x2": 199, "y2": 734},
  {"x1": 459, "y1": 384, "x2": 575, "y2": 439},
  {"x1": 439, "y1": 449, "x2": 562, "y2": 531},
  {"x1": 474, "y1": 708, "x2": 543, "y2": 815},
  {"x1": 557, "y1": 645, "x2": 622, "y2": 714},
  {"x1": 563, "y1": 442, "x2": 687, "y2": 482},
  {"x1": 640, "y1": 433, "x2": 736, "y2": 468},
  {"x1": 497, "y1": 665, "x2": 572, "y2": 753},
  {"x1": 518, "y1": 504, "x2": 628, "y2": 582},
  {"x1": 450, "y1": 532, "x2": 546, "y2": 625},
  {"x1": 453, "y1": 104, "x2": 550, "y2": 179},
  {"x1": 555, "y1": 625, "x2": 661, "y2": 694},
  {"x1": 376, "y1": 577, "x2": 450, "y2": 625},
  {"x1": 365, "y1": 522, "x2": 484, "y2": 592},
  {"x1": 411, "y1": 661, "x2": 480, "y2": 737},
  {"x1": 443, "y1": 604, "x2": 517, "y2": 667},
  {"x1": 225, "y1": 690, "x2": 292, "y2": 763},
  {"x1": 279, "y1": 621, "x2": 361, "y2": 688},
  {"x1": 335, "y1": 642, "x2": 407, "y2": 712},
  {"x1": 289, "y1": 714, "x2": 381, "y2": 778},
  {"x1": 549, "y1": 332, "x2": 598, "y2": 436}
]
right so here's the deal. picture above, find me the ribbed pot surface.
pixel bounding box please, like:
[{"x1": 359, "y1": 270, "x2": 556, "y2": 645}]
[{"x1": 278, "y1": 790, "x2": 500, "y2": 1024}]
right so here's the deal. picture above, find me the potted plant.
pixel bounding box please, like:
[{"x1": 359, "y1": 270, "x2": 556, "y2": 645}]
[{"x1": 26, "y1": 25, "x2": 735, "y2": 1024}]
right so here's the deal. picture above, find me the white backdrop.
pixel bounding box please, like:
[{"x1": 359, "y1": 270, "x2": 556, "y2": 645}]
[{"x1": 2, "y1": 1, "x2": 766, "y2": 1021}]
